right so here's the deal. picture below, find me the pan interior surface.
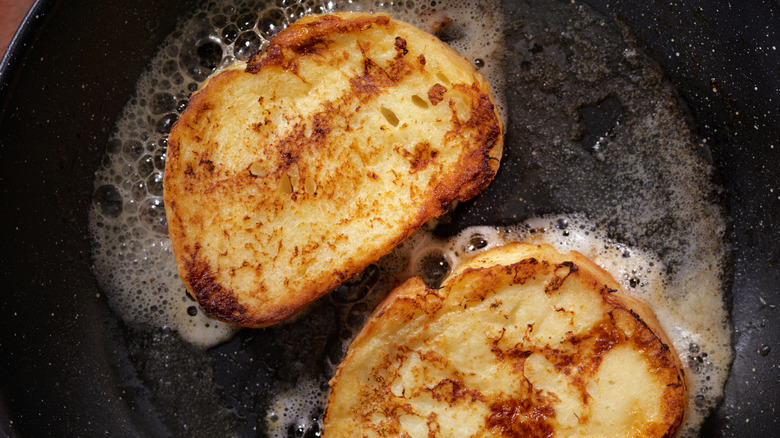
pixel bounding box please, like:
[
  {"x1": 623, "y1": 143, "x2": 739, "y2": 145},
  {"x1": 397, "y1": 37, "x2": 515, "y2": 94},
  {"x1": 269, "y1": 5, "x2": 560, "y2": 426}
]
[
  {"x1": 86, "y1": 0, "x2": 732, "y2": 436},
  {"x1": 2, "y1": 0, "x2": 778, "y2": 436}
]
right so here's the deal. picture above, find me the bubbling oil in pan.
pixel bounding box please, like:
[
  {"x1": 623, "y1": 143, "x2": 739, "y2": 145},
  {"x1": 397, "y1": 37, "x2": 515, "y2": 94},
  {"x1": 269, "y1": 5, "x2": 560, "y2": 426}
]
[{"x1": 89, "y1": 0, "x2": 732, "y2": 436}]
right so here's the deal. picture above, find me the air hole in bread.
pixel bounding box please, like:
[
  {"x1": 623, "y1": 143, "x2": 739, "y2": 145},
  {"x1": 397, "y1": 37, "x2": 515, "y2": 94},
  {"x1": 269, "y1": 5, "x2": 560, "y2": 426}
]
[
  {"x1": 288, "y1": 163, "x2": 301, "y2": 189},
  {"x1": 436, "y1": 72, "x2": 450, "y2": 85},
  {"x1": 452, "y1": 98, "x2": 471, "y2": 122},
  {"x1": 304, "y1": 176, "x2": 317, "y2": 195},
  {"x1": 411, "y1": 95, "x2": 429, "y2": 109},
  {"x1": 380, "y1": 106, "x2": 400, "y2": 126},
  {"x1": 279, "y1": 172, "x2": 293, "y2": 194},
  {"x1": 249, "y1": 161, "x2": 266, "y2": 177}
]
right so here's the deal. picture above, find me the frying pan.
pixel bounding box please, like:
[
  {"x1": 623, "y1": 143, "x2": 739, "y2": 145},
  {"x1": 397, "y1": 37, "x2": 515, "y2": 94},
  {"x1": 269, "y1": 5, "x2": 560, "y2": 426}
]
[{"x1": 0, "y1": 0, "x2": 778, "y2": 436}]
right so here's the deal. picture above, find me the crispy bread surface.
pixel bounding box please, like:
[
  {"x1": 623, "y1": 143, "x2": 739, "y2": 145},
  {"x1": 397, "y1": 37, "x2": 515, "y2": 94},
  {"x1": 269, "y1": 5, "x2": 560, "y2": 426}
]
[
  {"x1": 164, "y1": 12, "x2": 503, "y2": 327},
  {"x1": 325, "y1": 242, "x2": 687, "y2": 437}
]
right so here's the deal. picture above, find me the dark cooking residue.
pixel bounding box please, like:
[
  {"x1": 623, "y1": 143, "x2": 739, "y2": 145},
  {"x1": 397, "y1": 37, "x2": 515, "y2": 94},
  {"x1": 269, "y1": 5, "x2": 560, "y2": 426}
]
[{"x1": 579, "y1": 95, "x2": 623, "y2": 157}]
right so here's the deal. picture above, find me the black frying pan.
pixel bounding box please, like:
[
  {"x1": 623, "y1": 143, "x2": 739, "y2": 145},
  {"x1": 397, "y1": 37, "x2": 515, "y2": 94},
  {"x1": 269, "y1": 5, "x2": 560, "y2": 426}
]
[{"x1": 0, "y1": 0, "x2": 778, "y2": 436}]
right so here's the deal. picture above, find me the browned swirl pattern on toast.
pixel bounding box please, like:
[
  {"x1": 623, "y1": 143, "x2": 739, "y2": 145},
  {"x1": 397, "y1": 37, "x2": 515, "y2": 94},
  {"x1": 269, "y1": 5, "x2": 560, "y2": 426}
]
[{"x1": 325, "y1": 243, "x2": 687, "y2": 437}]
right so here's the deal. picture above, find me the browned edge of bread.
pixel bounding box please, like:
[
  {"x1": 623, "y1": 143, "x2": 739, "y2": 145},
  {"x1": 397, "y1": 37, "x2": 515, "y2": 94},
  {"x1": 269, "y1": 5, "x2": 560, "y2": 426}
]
[{"x1": 324, "y1": 242, "x2": 688, "y2": 437}]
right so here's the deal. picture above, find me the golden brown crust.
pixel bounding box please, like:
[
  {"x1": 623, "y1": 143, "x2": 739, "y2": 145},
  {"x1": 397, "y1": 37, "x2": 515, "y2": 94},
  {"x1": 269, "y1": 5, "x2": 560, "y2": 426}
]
[
  {"x1": 247, "y1": 13, "x2": 392, "y2": 73},
  {"x1": 325, "y1": 243, "x2": 687, "y2": 437},
  {"x1": 163, "y1": 12, "x2": 503, "y2": 327}
]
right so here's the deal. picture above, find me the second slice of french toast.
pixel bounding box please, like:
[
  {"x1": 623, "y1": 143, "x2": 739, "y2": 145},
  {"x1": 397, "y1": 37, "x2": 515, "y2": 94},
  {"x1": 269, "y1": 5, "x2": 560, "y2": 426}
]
[{"x1": 325, "y1": 242, "x2": 687, "y2": 437}]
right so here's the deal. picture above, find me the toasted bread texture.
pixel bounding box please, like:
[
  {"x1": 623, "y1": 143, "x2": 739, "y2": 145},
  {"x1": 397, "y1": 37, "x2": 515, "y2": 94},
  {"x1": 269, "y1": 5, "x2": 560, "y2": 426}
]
[
  {"x1": 325, "y1": 242, "x2": 687, "y2": 437},
  {"x1": 163, "y1": 12, "x2": 503, "y2": 327}
]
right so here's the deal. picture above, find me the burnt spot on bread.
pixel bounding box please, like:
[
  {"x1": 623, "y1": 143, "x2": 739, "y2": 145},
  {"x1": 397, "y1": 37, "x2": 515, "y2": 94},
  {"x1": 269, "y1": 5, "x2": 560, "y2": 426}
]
[
  {"x1": 311, "y1": 111, "x2": 333, "y2": 140},
  {"x1": 508, "y1": 258, "x2": 543, "y2": 285},
  {"x1": 427, "y1": 379, "x2": 485, "y2": 405},
  {"x1": 486, "y1": 397, "x2": 556, "y2": 438},
  {"x1": 353, "y1": 36, "x2": 416, "y2": 94},
  {"x1": 394, "y1": 36, "x2": 409, "y2": 58},
  {"x1": 184, "y1": 163, "x2": 196, "y2": 178},
  {"x1": 183, "y1": 249, "x2": 250, "y2": 324},
  {"x1": 251, "y1": 119, "x2": 272, "y2": 131},
  {"x1": 394, "y1": 141, "x2": 439, "y2": 173},
  {"x1": 198, "y1": 157, "x2": 216, "y2": 173},
  {"x1": 350, "y1": 57, "x2": 397, "y2": 102},
  {"x1": 247, "y1": 14, "x2": 392, "y2": 74},
  {"x1": 428, "y1": 83, "x2": 447, "y2": 105},
  {"x1": 545, "y1": 261, "x2": 578, "y2": 294}
]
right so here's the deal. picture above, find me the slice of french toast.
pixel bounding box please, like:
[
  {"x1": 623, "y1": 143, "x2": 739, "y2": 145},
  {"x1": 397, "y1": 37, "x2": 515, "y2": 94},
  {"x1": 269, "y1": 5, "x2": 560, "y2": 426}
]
[
  {"x1": 163, "y1": 12, "x2": 503, "y2": 327},
  {"x1": 324, "y1": 242, "x2": 687, "y2": 437}
]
